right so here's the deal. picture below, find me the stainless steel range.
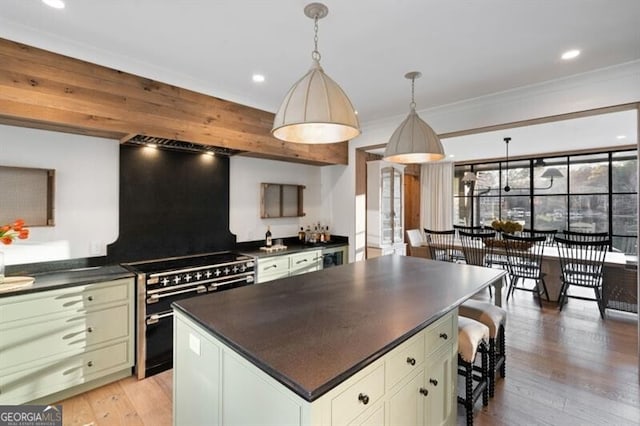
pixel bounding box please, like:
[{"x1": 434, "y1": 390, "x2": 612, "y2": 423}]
[{"x1": 125, "y1": 251, "x2": 256, "y2": 378}]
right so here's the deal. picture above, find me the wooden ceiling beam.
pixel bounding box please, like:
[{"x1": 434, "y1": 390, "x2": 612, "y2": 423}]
[{"x1": 0, "y1": 39, "x2": 348, "y2": 165}]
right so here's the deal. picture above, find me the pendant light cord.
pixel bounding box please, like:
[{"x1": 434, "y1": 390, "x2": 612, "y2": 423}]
[
  {"x1": 504, "y1": 137, "x2": 511, "y2": 192},
  {"x1": 312, "y1": 15, "x2": 321, "y2": 61},
  {"x1": 410, "y1": 76, "x2": 416, "y2": 109}
]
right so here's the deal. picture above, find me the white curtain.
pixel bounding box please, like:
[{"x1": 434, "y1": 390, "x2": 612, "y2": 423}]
[{"x1": 420, "y1": 162, "x2": 454, "y2": 231}]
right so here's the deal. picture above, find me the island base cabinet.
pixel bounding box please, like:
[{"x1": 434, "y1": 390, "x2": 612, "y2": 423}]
[
  {"x1": 174, "y1": 309, "x2": 457, "y2": 426},
  {"x1": 387, "y1": 340, "x2": 456, "y2": 426},
  {"x1": 424, "y1": 344, "x2": 456, "y2": 426},
  {"x1": 173, "y1": 315, "x2": 221, "y2": 426}
]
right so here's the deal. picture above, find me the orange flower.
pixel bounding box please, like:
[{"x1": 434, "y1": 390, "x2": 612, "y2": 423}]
[{"x1": 0, "y1": 219, "x2": 30, "y2": 245}]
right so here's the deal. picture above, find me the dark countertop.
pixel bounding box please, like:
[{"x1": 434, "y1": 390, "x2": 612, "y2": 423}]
[
  {"x1": 173, "y1": 255, "x2": 506, "y2": 401},
  {"x1": 0, "y1": 264, "x2": 134, "y2": 298},
  {"x1": 239, "y1": 240, "x2": 348, "y2": 259}
]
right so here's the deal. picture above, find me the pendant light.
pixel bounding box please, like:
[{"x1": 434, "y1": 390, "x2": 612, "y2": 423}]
[
  {"x1": 383, "y1": 71, "x2": 444, "y2": 163},
  {"x1": 272, "y1": 3, "x2": 360, "y2": 144},
  {"x1": 503, "y1": 137, "x2": 511, "y2": 192}
]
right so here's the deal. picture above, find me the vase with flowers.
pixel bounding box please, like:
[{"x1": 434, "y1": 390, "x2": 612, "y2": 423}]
[
  {"x1": 490, "y1": 219, "x2": 523, "y2": 234},
  {"x1": 0, "y1": 219, "x2": 30, "y2": 283}
]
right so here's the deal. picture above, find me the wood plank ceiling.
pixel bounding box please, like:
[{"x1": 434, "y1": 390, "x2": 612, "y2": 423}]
[{"x1": 0, "y1": 38, "x2": 348, "y2": 166}]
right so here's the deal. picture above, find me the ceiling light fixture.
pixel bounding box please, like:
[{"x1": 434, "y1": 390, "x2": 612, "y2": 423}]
[
  {"x1": 561, "y1": 49, "x2": 580, "y2": 60},
  {"x1": 272, "y1": 3, "x2": 360, "y2": 144},
  {"x1": 383, "y1": 72, "x2": 444, "y2": 163},
  {"x1": 42, "y1": 0, "x2": 65, "y2": 9},
  {"x1": 252, "y1": 74, "x2": 265, "y2": 83},
  {"x1": 616, "y1": 135, "x2": 627, "y2": 140}
]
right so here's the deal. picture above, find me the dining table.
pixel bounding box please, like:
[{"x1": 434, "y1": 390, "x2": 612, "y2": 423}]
[{"x1": 421, "y1": 239, "x2": 633, "y2": 305}]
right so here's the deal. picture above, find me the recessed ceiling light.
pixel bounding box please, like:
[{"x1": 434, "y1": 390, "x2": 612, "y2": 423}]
[
  {"x1": 448, "y1": 154, "x2": 455, "y2": 158},
  {"x1": 616, "y1": 135, "x2": 627, "y2": 140},
  {"x1": 42, "y1": 0, "x2": 65, "y2": 9},
  {"x1": 252, "y1": 74, "x2": 265, "y2": 83},
  {"x1": 561, "y1": 49, "x2": 580, "y2": 60}
]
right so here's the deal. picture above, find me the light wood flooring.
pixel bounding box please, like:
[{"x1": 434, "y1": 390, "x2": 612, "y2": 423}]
[{"x1": 56, "y1": 292, "x2": 638, "y2": 426}]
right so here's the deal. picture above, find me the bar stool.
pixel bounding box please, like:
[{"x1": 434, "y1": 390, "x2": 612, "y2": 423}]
[
  {"x1": 459, "y1": 299, "x2": 507, "y2": 397},
  {"x1": 457, "y1": 316, "x2": 490, "y2": 426}
]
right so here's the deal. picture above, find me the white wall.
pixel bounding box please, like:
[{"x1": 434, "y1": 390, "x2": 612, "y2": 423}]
[
  {"x1": 229, "y1": 156, "x2": 324, "y2": 242},
  {"x1": 0, "y1": 125, "x2": 119, "y2": 264},
  {"x1": 334, "y1": 61, "x2": 640, "y2": 262}
]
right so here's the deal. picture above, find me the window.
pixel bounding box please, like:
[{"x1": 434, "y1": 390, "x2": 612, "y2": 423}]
[{"x1": 454, "y1": 149, "x2": 638, "y2": 254}]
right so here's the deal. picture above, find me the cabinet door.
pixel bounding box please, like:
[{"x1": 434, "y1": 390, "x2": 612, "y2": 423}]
[
  {"x1": 381, "y1": 167, "x2": 393, "y2": 245},
  {"x1": 423, "y1": 345, "x2": 456, "y2": 426},
  {"x1": 350, "y1": 401, "x2": 385, "y2": 426},
  {"x1": 388, "y1": 369, "x2": 425, "y2": 426},
  {"x1": 392, "y1": 168, "x2": 403, "y2": 243}
]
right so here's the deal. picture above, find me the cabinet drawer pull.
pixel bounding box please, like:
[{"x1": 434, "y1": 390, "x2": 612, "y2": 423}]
[
  {"x1": 406, "y1": 357, "x2": 416, "y2": 366},
  {"x1": 87, "y1": 361, "x2": 94, "y2": 367},
  {"x1": 439, "y1": 332, "x2": 448, "y2": 340},
  {"x1": 358, "y1": 393, "x2": 370, "y2": 405},
  {"x1": 87, "y1": 327, "x2": 94, "y2": 333},
  {"x1": 296, "y1": 259, "x2": 308, "y2": 264},
  {"x1": 266, "y1": 265, "x2": 277, "y2": 270},
  {"x1": 419, "y1": 387, "x2": 429, "y2": 396},
  {"x1": 87, "y1": 295, "x2": 94, "y2": 301},
  {"x1": 429, "y1": 378, "x2": 438, "y2": 386}
]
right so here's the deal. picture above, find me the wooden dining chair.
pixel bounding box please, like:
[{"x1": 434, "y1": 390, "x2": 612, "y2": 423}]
[
  {"x1": 554, "y1": 236, "x2": 610, "y2": 319},
  {"x1": 522, "y1": 228, "x2": 557, "y2": 246},
  {"x1": 502, "y1": 234, "x2": 549, "y2": 307},
  {"x1": 458, "y1": 230, "x2": 496, "y2": 297},
  {"x1": 561, "y1": 229, "x2": 609, "y2": 242},
  {"x1": 424, "y1": 229, "x2": 458, "y2": 262}
]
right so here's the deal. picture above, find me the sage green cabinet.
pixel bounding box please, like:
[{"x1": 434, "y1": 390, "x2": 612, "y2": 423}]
[
  {"x1": 173, "y1": 308, "x2": 457, "y2": 426},
  {"x1": 256, "y1": 249, "x2": 322, "y2": 283},
  {"x1": 0, "y1": 277, "x2": 135, "y2": 404}
]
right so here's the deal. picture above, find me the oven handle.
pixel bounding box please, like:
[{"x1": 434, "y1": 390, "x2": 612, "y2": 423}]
[
  {"x1": 147, "y1": 285, "x2": 207, "y2": 304},
  {"x1": 146, "y1": 311, "x2": 174, "y2": 325},
  {"x1": 210, "y1": 274, "x2": 254, "y2": 290}
]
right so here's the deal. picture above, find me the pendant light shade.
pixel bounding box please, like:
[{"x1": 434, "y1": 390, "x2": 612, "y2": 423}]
[
  {"x1": 383, "y1": 72, "x2": 444, "y2": 163},
  {"x1": 272, "y1": 3, "x2": 360, "y2": 144}
]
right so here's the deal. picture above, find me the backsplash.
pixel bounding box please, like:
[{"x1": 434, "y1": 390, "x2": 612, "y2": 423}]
[{"x1": 107, "y1": 145, "x2": 236, "y2": 263}]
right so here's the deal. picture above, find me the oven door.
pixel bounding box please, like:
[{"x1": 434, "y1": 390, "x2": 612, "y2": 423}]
[{"x1": 144, "y1": 284, "x2": 207, "y2": 377}]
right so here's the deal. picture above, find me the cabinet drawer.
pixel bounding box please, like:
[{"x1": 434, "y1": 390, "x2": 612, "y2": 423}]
[
  {"x1": 289, "y1": 250, "x2": 321, "y2": 275},
  {"x1": 0, "y1": 340, "x2": 131, "y2": 405},
  {"x1": 386, "y1": 332, "x2": 425, "y2": 390},
  {"x1": 424, "y1": 312, "x2": 454, "y2": 356},
  {"x1": 1, "y1": 304, "x2": 130, "y2": 371},
  {"x1": 257, "y1": 256, "x2": 290, "y2": 276},
  {"x1": 0, "y1": 278, "x2": 132, "y2": 325},
  {"x1": 331, "y1": 363, "x2": 385, "y2": 425}
]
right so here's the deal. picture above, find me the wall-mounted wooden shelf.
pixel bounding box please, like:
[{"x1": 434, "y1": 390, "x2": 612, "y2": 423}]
[{"x1": 260, "y1": 183, "x2": 305, "y2": 218}]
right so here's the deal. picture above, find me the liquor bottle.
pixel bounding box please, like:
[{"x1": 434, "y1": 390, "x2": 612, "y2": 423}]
[
  {"x1": 265, "y1": 226, "x2": 272, "y2": 247},
  {"x1": 298, "y1": 227, "x2": 305, "y2": 241},
  {"x1": 324, "y1": 226, "x2": 331, "y2": 242},
  {"x1": 319, "y1": 225, "x2": 326, "y2": 242},
  {"x1": 305, "y1": 225, "x2": 311, "y2": 243}
]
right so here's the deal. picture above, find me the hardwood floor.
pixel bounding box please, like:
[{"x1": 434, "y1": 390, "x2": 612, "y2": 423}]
[{"x1": 56, "y1": 292, "x2": 638, "y2": 426}]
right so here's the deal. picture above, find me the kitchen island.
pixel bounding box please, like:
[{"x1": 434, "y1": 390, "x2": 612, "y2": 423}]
[{"x1": 172, "y1": 255, "x2": 506, "y2": 425}]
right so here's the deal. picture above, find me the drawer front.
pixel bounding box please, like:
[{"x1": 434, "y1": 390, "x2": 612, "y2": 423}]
[
  {"x1": 258, "y1": 270, "x2": 290, "y2": 283},
  {"x1": 386, "y1": 332, "x2": 425, "y2": 390},
  {"x1": 424, "y1": 312, "x2": 454, "y2": 356},
  {"x1": 331, "y1": 363, "x2": 385, "y2": 425},
  {"x1": 1, "y1": 304, "x2": 131, "y2": 370},
  {"x1": 257, "y1": 256, "x2": 290, "y2": 276},
  {"x1": 0, "y1": 340, "x2": 131, "y2": 405},
  {"x1": 289, "y1": 250, "x2": 321, "y2": 275},
  {"x1": 0, "y1": 278, "x2": 132, "y2": 325}
]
